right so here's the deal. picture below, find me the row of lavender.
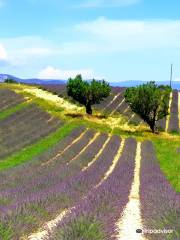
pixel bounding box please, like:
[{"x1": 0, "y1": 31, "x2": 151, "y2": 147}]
[
  {"x1": 40, "y1": 84, "x2": 180, "y2": 131},
  {"x1": 0, "y1": 128, "x2": 178, "y2": 239},
  {"x1": 0, "y1": 104, "x2": 61, "y2": 160},
  {"x1": 50, "y1": 138, "x2": 136, "y2": 240},
  {"x1": 103, "y1": 89, "x2": 180, "y2": 131},
  {"x1": 0, "y1": 129, "x2": 96, "y2": 198},
  {"x1": 50, "y1": 138, "x2": 137, "y2": 240},
  {"x1": 40, "y1": 84, "x2": 68, "y2": 98},
  {"x1": 39, "y1": 84, "x2": 125, "y2": 112},
  {"x1": 94, "y1": 86, "x2": 124, "y2": 111},
  {"x1": 47, "y1": 140, "x2": 180, "y2": 240},
  {"x1": 0, "y1": 88, "x2": 25, "y2": 111},
  {"x1": 157, "y1": 90, "x2": 180, "y2": 133},
  {"x1": 0, "y1": 127, "x2": 92, "y2": 239},
  {"x1": 140, "y1": 141, "x2": 180, "y2": 240},
  {"x1": 109, "y1": 89, "x2": 180, "y2": 131},
  {"x1": 40, "y1": 84, "x2": 142, "y2": 125},
  {"x1": 168, "y1": 90, "x2": 179, "y2": 132},
  {"x1": 0, "y1": 128, "x2": 122, "y2": 239}
]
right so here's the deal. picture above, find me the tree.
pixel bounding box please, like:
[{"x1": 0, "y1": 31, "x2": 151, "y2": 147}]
[
  {"x1": 67, "y1": 75, "x2": 111, "y2": 115},
  {"x1": 124, "y1": 81, "x2": 171, "y2": 133},
  {"x1": 4, "y1": 78, "x2": 17, "y2": 84}
]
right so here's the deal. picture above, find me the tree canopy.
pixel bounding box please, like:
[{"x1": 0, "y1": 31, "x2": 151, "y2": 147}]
[
  {"x1": 4, "y1": 78, "x2": 17, "y2": 84},
  {"x1": 124, "y1": 81, "x2": 171, "y2": 133},
  {"x1": 67, "y1": 75, "x2": 111, "y2": 114}
]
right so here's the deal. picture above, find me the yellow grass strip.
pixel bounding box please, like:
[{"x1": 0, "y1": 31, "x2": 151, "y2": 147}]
[
  {"x1": 110, "y1": 98, "x2": 125, "y2": 116},
  {"x1": 23, "y1": 87, "x2": 82, "y2": 112},
  {"x1": 67, "y1": 132, "x2": 100, "y2": 165},
  {"x1": 42, "y1": 129, "x2": 88, "y2": 166},
  {"x1": 103, "y1": 92, "x2": 122, "y2": 111},
  {"x1": 82, "y1": 135, "x2": 111, "y2": 171},
  {"x1": 178, "y1": 92, "x2": 180, "y2": 130},
  {"x1": 115, "y1": 142, "x2": 147, "y2": 240},
  {"x1": 96, "y1": 139, "x2": 125, "y2": 188},
  {"x1": 165, "y1": 92, "x2": 173, "y2": 132}
]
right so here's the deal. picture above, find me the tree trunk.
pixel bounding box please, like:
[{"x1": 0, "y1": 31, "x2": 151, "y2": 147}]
[
  {"x1": 86, "y1": 102, "x2": 92, "y2": 115},
  {"x1": 150, "y1": 125, "x2": 155, "y2": 133},
  {"x1": 149, "y1": 121, "x2": 156, "y2": 133}
]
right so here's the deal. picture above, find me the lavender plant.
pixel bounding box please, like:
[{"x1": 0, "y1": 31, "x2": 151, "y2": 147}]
[
  {"x1": 0, "y1": 133, "x2": 116, "y2": 239},
  {"x1": 50, "y1": 138, "x2": 137, "y2": 240},
  {"x1": 140, "y1": 140, "x2": 180, "y2": 240},
  {"x1": 0, "y1": 105, "x2": 62, "y2": 159},
  {"x1": 0, "y1": 89, "x2": 24, "y2": 111},
  {"x1": 168, "y1": 90, "x2": 179, "y2": 132}
]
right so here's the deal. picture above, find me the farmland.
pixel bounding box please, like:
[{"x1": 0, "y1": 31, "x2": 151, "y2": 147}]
[
  {"x1": 0, "y1": 89, "x2": 25, "y2": 111},
  {"x1": 0, "y1": 83, "x2": 179, "y2": 240},
  {"x1": 41, "y1": 84, "x2": 180, "y2": 132}
]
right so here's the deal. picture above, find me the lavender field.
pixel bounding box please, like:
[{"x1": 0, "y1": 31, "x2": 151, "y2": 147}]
[
  {"x1": 1, "y1": 0, "x2": 180, "y2": 239},
  {"x1": 0, "y1": 104, "x2": 62, "y2": 160},
  {"x1": 0, "y1": 86, "x2": 179, "y2": 240},
  {"x1": 0, "y1": 88, "x2": 25, "y2": 111},
  {"x1": 40, "y1": 84, "x2": 180, "y2": 132}
]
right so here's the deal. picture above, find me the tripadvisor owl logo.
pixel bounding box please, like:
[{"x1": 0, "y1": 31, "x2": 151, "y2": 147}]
[
  {"x1": 136, "y1": 228, "x2": 173, "y2": 234},
  {"x1": 136, "y1": 229, "x2": 142, "y2": 233}
]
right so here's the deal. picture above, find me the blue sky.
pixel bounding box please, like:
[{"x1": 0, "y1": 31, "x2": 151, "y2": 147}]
[{"x1": 0, "y1": 0, "x2": 180, "y2": 82}]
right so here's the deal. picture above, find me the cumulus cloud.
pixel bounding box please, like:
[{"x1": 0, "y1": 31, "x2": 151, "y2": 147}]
[
  {"x1": 79, "y1": 0, "x2": 141, "y2": 7},
  {"x1": 50, "y1": 18, "x2": 180, "y2": 56},
  {"x1": 2, "y1": 18, "x2": 180, "y2": 71},
  {"x1": 38, "y1": 66, "x2": 101, "y2": 79},
  {"x1": 0, "y1": 36, "x2": 56, "y2": 66},
  {"x1": 75, "y1": 18, "x2": 180, "y2": 51}
]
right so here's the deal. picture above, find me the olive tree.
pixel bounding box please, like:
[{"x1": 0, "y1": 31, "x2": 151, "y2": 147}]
[
  {"x1": 124, "y1": 81, "x2": 171, "y2": 133},
  {"x1": 67, "y1": 75, "x2": 111, "y2": 115}
]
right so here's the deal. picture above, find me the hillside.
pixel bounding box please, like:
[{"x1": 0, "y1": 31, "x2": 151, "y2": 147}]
[
  {"x1": 0, "y1": 83, "x2": 179, "y2": 240},
  {"x1": 41, "y1": 84, "x2": 180, "y2": 133}
]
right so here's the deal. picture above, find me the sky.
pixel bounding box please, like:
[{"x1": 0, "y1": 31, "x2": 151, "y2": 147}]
[{"x1": 0, "y1": 0, "x2": 180, "y2": 82}]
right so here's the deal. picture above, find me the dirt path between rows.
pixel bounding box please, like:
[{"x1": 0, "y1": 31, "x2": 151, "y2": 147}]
[{"x1": 115, "y1": 142, "x2": 147, "y2": 240}]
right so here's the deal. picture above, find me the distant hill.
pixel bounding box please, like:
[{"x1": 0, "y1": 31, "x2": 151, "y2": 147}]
[
  {"x1": 0, "y1": 74, "x2": 180, "y2": 89},
  {"x1": 110, "y1": 80, "x2": 180, "y2": 90},
  {"x1": 0, "y1": 74, "x2": 66, "y2": 85},
  {"x1": 0, "y1": 74, "x2": 20, "y2": 82}
]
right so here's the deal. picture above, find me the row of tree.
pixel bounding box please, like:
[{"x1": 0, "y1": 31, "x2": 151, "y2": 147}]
[{"x1": 67, "y1": 75, "x2": 171, "y2": 133}]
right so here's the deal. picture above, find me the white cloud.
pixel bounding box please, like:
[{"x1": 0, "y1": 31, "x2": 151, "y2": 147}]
[
  {"x1": 0, "y1": 44, "x2": 7, "y2": 60},
  {"x1": 38, "y1": 66, "x2": 101, "y2": 79},
  {"x1": 2, "y1": 18, "x2": 180, "y2": 69},
  {"x1": 79, "y1": 0, "x2": 141, "y2": 7},
  {"x1": 0, "y1": 36, "x2": 56, "y2": 66},
  {"x1": 75, "y1": 18, "x2": 180, "y2": 51}
]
